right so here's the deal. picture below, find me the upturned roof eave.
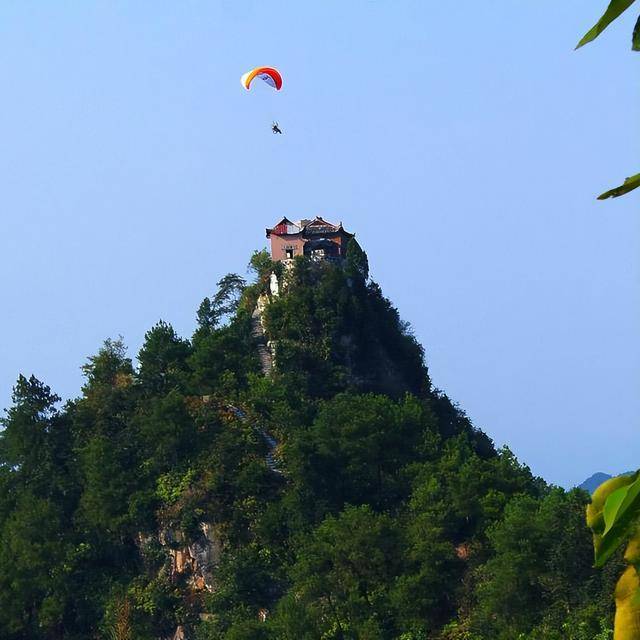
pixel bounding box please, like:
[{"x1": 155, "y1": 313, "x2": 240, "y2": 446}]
[{"x1": 266, "y1": 216, "x2": 296, "y2": 238}]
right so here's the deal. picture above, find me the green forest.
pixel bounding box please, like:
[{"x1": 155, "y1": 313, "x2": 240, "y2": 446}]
[{"x1": 0, "y1": 245, "x2": 623, "y2": 640}]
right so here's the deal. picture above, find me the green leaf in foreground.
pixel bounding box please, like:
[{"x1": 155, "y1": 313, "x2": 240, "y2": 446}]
[
  {"x1": 576, "y1": 0, "x2": 637, "y2": 49},
  {"x1": 597, "y1": 172, "x2": 640, "y2": 199},
  {"x1": 595, "y1": 471, "x2": 640, "y2": 567},
  {"x1": 603, "y1": 485, "x2": 631, "y2": 536},
  {"x1": 633, "y1": 14, "x2": 640, "y2": 49}
]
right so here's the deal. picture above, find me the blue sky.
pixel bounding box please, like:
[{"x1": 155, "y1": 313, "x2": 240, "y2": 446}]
[{"x1": 0, "y1": 1, "x2": 637, "y2": 487}]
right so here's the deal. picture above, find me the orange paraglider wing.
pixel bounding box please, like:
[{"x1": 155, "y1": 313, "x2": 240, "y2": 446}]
[{"x1": 240, "y1": 67, "x2": 283, "y2": 91}]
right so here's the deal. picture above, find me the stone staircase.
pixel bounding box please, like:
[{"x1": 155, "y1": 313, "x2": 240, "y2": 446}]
[
  {"x1": 261, "y1": 430, "x2": 280, "y2": 474},
  {"x1": 228, "y1": 403, "x2": 282, "y2": 476},
  {"x1": 236, "y1": 302, "x2": 282, "y2": 474},
  {"x1": 251, "y1": 305, "x2": 273, "y2": 375}
]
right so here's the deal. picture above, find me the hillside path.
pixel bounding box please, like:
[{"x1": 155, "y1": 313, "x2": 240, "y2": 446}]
[
  {"x1": 251, "y1": 306, "x2": 273, "y2": 375},
  {"x1": 250, "y1": 303, "x2": 281, "y2": 474}
]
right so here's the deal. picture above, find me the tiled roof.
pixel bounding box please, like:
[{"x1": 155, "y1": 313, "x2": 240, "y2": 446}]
[{"x1": 267, "y1": 216, "x2": 353, "y2": 238}]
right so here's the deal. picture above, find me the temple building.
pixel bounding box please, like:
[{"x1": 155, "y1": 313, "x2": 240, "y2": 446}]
[{"x1": 265, "y1": 216, "x2": 354, "y2": 262}]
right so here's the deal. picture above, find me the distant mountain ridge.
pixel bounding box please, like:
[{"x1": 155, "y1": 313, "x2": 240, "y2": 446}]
[
  {"x1": 579, "y1": 471, "x2": 636, "y2": 494},
  {"x1": 578, "y1": 472, "x2": 613, "y2": 494}
]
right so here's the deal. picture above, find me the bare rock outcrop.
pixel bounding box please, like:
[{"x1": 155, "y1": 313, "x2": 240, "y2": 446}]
[{"x1": 158, "y1": 522, "x2": 222, "y2": 593}]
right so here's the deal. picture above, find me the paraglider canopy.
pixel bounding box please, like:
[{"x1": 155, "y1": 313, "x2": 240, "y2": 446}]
[{"x1": 241, "y1": 67, "x2": 283, "y2": 91}]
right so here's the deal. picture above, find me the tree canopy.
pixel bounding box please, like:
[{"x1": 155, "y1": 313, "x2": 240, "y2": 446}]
[{"x1": 0, "y1": 253, "x2": 620, "y2": 639}]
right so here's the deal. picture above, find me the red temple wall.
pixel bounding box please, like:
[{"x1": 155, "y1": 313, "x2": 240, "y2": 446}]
[{"x1": 269, "y1": 235, "x2": 306, "y2": 261}]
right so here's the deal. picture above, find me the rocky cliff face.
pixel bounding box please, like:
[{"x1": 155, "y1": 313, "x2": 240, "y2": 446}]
[
  {"x1": 161, "y1": 522, "x2": 222, "y2": 592},
  {"x1": 251, "y1": 293, "x2": 275, "y2": 375},
  {"x1": 146, "y1": 523, "x2": 222, "y2": 639}
]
